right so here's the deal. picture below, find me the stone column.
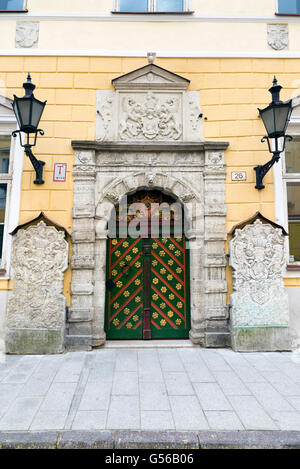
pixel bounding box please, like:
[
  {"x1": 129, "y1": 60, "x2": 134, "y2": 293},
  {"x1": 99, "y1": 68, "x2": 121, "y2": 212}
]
[
  {"x1": 230, "y1": 219, "x2": 290, "y2": 351},
  {"x1": 67, "y1": 150, "x2": 96, "y2": 351},
  {"x1": 188, "y1": 200, "x2": 205, "y2": 346},
  {"x1": 202, "y1": 151, "x2": 229, "y2": 347},
  {"x1": 6, "y1": 221, "x2": 68, "y2": 354}
]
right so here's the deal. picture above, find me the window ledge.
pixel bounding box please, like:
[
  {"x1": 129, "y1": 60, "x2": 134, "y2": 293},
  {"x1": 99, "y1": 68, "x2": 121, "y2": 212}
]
[
  {"x1": 275, "y1": 13, "x2": 300, "y2": 17},
  {"x1": 0, "y1": 10, "x2": 28, "y2": 13},
  {"x1": 286, "y1": 264, "x2": 300, "y2": 271},
  {"x1": 111, "y1": 11, "x2": 194, "y2": 15}
]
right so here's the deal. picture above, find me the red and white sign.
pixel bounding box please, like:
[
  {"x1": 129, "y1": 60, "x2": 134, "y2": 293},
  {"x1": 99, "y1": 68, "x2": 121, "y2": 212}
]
[{"x1": 53, "y1": 163, "x2": 67, "y2": 182}]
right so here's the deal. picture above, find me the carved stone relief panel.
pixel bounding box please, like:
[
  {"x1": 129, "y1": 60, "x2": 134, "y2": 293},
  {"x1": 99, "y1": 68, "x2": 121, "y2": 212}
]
[
  {"x1": 230, "y1": 220, "x2": 290, "y2": 351},
  {"x1": 96, "y1": 64, "x2": 204, "y2": 142},
  {"x1": 96, "y1": 91, "x2": 116, "y2": 141},
  {"x1": 268, "y1": 24, "x2": 289, "y2": 51},
  {"x1": 16, "y1": 22, "x2": 39, "y2": 48},
  {"x1": 118, "y1": 91, "x2": 183, "y2": 141},
  {"x1": 6, "y1": 221, "x2": 69, "y2": 354}
]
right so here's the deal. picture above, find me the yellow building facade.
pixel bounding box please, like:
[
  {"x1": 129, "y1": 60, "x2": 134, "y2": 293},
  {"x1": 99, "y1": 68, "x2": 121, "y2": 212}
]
[{"x1": 0, "y1": 0, "x2": 299, "y2": 353}]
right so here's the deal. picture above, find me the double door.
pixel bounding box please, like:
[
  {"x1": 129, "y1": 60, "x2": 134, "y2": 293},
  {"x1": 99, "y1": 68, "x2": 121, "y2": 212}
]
[{"x1": 105, "y1": 236, "x2": 190, "y2": 339}]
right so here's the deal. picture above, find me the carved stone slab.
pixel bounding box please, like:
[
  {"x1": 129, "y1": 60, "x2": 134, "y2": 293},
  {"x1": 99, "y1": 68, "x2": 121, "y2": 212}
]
[
  {"x1": 6, "y1": 221, "x2": 69, "y2": 354},
  {"x1": 267, "y1": 24, "x2": 289, "y2": 51},
  {"x1": 230, "y1": 220, "x2": 290, "y2": 351},
  {"x1": 16, "y1": 22, "x2": 39, "y2": 49},
  {"x1": 96, "y1": 64, "x2": 204, "y2": 142}
]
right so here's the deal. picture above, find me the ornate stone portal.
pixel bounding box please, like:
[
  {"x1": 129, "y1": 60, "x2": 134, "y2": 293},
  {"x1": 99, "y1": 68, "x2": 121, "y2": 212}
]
[
  {"x1": 6, "y1": 221, "x2": 69, "y2": 354},
  {"x1": 230, "y1": 219, "x2": 290, "y2": 351},
  {"x1": 68, "y1": 63, "x2": 229, "y2": 350}
]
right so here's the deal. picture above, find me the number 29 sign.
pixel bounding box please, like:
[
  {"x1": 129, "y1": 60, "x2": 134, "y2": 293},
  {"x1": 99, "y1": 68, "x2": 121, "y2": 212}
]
[{"x1": 53, "y1": 163, "x2": 67, "y2": 182}]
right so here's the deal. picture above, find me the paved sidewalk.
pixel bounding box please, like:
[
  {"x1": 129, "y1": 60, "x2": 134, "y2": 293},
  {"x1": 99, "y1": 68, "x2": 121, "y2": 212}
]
[{"x1": 1, "y1": 348, "x2": 300, "y2": 432}]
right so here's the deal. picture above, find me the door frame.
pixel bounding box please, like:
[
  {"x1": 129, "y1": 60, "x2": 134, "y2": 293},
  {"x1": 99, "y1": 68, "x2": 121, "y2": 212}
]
[{"x1": 69, "y1": 142, "x2": 229, "y2": 350}]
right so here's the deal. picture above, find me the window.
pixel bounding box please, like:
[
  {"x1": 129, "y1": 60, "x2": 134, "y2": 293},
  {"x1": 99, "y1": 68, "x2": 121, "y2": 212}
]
[
  {"x1": 0, "y1": 137, "x2": 10, "y2": 261},
  {"x1": 117, "y1": 0, "x2": 186, "y2": 12},
  {"x1": 0, "y1": 137, "x2": 11, "y2": 264},
  {"x1": 284, "y1": 138, "x2": 300, "y2": 263},
  {"x1": 0, "y1": 97, "x2": 23, "y2": 277},
  {"x1": 0, "y1": 0, "x2": 25, "y2": 11},
  {"x1": 278, "y1": 0, "x2": 300, "y2": 14},
  {"x1": 274, "y1": 102, "x2": 300, "y2": 270}
]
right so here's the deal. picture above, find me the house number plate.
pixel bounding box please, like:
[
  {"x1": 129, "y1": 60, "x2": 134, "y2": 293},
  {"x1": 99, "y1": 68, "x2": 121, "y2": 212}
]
[{"x1": 231, "y1": 171, "x2": 247, "y2": 181}]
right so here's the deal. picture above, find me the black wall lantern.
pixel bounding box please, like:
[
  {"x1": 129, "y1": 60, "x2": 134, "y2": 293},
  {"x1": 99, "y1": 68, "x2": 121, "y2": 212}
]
[
  {"x1": 12, "y1": 73, "x2": 47, "y2": 185},
  {"x1": 255, "y1": 77, "x2": 293, "y2": 190}
]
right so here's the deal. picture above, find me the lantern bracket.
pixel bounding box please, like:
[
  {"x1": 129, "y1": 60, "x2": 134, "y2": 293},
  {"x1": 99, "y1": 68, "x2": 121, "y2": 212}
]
[
  {"x1": 12, "y1": 129, "x2": 45, "y2": 185},
  {"x1": 254, "y1": 134, "x2": 293, "y2": 190}
]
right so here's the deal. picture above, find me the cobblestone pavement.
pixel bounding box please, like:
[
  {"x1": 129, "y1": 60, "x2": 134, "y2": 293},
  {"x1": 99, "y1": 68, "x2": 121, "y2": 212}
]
[{"x1": 1, "y1": 348, "x2": 300, "y2": 432}]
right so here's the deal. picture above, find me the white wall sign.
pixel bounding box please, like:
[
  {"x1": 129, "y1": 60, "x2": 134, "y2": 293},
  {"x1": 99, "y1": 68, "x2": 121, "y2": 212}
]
[
  {"x1": 232, "y1": 171, "x2": 247, "y2": 181},
  {"x1": 54, "y1": 163, "x2": 67, "y2": 182}
]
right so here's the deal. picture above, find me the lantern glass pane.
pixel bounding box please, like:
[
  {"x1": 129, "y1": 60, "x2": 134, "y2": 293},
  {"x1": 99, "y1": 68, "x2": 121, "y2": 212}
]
[
  {"x1": 274, "y1": 105, "x2": 292, "y2": 135},
  {"x1": 18, "y1": 99, "x2": 31, "y2": 129},
  {"x1": 260, "y1": 104, "x2": 291, "y2": 138},
  {"x1": 260, "y1": 107, "x2": 275, "y2": 136},
  {"x1": 12, "y1": 100, "x2": 22, "y2": 129},
  {"x1": 31, "y1": 99, "x2": 45, "y2": 129}
]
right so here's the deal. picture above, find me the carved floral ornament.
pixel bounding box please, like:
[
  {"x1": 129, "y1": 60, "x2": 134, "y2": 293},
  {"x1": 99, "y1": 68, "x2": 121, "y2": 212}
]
[{"x1": 7, "y1": 222, "x2": 69, "y2": 329}]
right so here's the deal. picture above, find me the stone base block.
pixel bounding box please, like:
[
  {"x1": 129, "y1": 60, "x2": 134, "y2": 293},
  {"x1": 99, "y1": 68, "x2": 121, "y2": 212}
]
[
  {"x1": 5, "y1": 328, "x2": 64, "y2": 355},
  {"x1": 204, "y1": 331, "x2": 231, "y2": 348},
  {"x1": 231, "y1": 326, "x2": 291, "y2": 352},
  {"x1": 65, "y1": 334, "x2": 93, "y2": 351},
  {"x1": 189, "y1": 330, "x2": 205, "y2": 346}
]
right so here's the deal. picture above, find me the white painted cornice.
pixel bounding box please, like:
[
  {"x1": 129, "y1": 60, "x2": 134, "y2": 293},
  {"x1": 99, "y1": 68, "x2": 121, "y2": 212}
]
[
  {"x1": 0, "y1": 12, "x2": 300, "y2": 23},
  {"x1": 2, "y1": 49, "x2": 300, "y2": 58}
]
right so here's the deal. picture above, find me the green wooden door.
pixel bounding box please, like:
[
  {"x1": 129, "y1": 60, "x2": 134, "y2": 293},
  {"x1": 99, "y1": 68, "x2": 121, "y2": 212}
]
[
  {"x1": 105, "y1": 237, "x2": 144, "y2": 339},
  {"x1": 150, "y1": 236, "x2": 190, "y2": 339},
  {"x1": 105, "y1": 236, "x2": 190, "y2": 339}
]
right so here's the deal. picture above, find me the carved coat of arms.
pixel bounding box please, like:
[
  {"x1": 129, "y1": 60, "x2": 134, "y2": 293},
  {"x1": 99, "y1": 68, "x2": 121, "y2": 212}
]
[
  {"x1": 16, "y1": 22, "x2": 39, "y2": 48},
  {"x1": 119, "y1": 92, "x2": 182, "y2": 141},
  {"x1": 230, "y1": 220, "x2": 290, "y2": 328},
  {"x1": 268, "y1": 24, "x2": 289, "y2": 51}
]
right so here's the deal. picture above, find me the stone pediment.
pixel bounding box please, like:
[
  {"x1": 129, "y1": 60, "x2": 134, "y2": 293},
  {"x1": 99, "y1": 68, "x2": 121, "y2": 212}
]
[
  {"x1": 97, "y1": 64, "x2": 202, "y2": 142},
  {"x1": 112, "y1": 64, "x2": 190, "y2": 90},
  {"x1": 0, "y1": 96, "x2": 16, "y2": 133},
  {"x1": 0, "y1": 96, "x2": 14, "y2": 118}
]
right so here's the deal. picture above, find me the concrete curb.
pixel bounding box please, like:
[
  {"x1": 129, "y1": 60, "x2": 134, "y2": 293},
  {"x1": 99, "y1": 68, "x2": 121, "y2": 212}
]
[{"x1": 1, "y1": 430, "x2": 300, "y2": 449}]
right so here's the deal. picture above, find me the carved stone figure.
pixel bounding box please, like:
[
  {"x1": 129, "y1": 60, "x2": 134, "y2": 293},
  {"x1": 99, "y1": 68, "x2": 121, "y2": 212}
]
[
  {"x1": 268, "y1": 24, "x2": 289, "y2": 51},
  {"x1": 16, "y1": 22, "x2": 39, "y2": 48},
  {"x1": 230, "y1": 220, "x2": 290, "y2": 351},
  {"x1": 6, "y1": 222, "x2": 69, "y2": 354},
  {"x1": 96, "y1": 92, "x2": 114, "y2": 141}
]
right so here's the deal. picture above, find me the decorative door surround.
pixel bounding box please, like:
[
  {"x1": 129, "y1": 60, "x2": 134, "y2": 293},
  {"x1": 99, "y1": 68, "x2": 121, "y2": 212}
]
[{"x1": 67, "y1": 63, "x2": 229, "y2": 350}]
